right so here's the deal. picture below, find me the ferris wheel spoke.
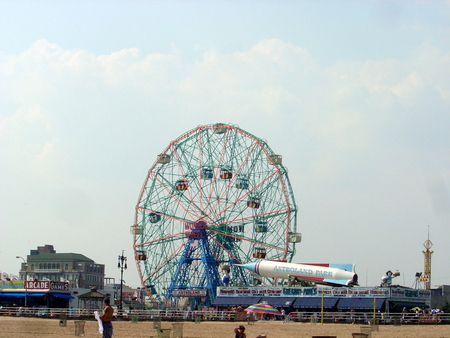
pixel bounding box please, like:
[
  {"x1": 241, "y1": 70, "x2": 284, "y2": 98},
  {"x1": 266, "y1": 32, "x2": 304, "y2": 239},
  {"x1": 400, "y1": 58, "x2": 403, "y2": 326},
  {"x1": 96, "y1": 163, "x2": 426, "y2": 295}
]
[
  {"x1": 210, "y1": 170, "x2": 279, "y2": 224},
  {"x1": 148, "y1": 173, "x2": 199, "y2": 222},
  {"x1": 136, "y1": 206, "x2": 193, "y2": 226},
  {"x1": 135, "y1": 230, "x2": 187, "y2": 247},
  {"x1": 197, "y1": 129, "x2": 231, "y2": 221},
  {"x1": 204, "y1": 141, "x2": 260, "y2": 220},
  {"x1": 207, "y1": 227, "x2": 286, "y2": 252},
  {"x1": 207, "y1": 207, "x2": 290, "y2": 229},
  {"x1": 170, "y1": 145, "x2": 204, "y2": 220},
  {"x1": 200, "y1": 128, "x2": 232, "y2": 216},
  {"x1": 207, "y1": 234, "x2": 245, "y2": 264},
  {"x1": 143, "y1": 240, "x2": 186, "y2": 283}
]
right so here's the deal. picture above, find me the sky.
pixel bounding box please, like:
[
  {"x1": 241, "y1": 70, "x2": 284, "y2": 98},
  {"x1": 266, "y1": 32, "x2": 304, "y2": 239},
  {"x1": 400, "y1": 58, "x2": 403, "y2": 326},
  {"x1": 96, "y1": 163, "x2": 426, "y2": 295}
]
[{"x1": 1, "y1": 0, "x2": 449, "y2": 289}]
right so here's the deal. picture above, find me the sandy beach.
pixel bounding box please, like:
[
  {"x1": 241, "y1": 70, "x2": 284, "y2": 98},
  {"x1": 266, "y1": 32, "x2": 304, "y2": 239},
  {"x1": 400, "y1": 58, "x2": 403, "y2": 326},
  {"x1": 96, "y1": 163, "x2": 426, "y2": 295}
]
[{"x1": 0, "y1": 317, "x2": 448, "y2": 338}]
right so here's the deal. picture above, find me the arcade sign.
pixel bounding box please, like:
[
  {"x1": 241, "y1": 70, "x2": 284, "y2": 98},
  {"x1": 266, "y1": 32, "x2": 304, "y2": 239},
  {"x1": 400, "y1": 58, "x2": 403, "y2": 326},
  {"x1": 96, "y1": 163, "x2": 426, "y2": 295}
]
[{"x1": 25, "y1": 281, "x2": 69, "y2": 291}]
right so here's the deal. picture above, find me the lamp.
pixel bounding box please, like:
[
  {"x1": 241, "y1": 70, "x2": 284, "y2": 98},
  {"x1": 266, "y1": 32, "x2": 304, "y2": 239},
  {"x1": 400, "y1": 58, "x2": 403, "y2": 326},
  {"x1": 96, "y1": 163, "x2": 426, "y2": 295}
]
[
  {"x1": 117, "y1": 250, "x2": 127, "y2": 314},
  {"x1": 16, "y1": 256, "x2": 28, "y2": 307}
]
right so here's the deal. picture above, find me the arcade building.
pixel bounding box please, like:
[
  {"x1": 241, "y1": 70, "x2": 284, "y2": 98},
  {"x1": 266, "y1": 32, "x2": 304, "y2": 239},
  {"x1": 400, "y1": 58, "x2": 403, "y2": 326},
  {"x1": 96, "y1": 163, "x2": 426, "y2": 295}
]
[
  {"x1": 0, "y1": 245, "x2": 105, "y2": 308},
  {"x1": 0, "y1": 280, "x2": 73, "y2": 308},
  {"x1": 17, "y1": 245, "x2": 105, "y2": 290}
]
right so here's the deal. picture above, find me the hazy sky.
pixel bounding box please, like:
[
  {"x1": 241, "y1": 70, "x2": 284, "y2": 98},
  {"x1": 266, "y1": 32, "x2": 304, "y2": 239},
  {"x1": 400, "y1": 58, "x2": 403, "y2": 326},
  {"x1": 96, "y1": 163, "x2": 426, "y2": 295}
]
[{"x1": 1, "y1": 1, "x2": 449, "y2": 289}]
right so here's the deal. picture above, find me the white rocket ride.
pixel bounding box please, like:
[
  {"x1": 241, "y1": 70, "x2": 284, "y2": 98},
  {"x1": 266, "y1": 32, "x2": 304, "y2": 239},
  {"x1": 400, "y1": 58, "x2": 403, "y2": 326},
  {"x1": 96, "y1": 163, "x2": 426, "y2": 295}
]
[{"x1": 239, "y1": 260, "x2": 358, "y2": 287}]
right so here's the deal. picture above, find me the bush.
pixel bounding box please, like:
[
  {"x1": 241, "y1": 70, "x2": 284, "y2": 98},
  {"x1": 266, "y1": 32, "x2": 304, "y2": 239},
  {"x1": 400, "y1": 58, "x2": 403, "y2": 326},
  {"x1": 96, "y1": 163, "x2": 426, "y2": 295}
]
[{"x1": 441, "y1": 301, "x2": 450, "y2": 313}]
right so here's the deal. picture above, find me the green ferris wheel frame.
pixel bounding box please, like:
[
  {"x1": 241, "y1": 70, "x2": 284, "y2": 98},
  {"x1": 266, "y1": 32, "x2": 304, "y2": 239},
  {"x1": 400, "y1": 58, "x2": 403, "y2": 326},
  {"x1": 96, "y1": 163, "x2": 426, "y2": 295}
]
[{"x1": 132, "y1": 123, "x2": 299, "y2": 305}]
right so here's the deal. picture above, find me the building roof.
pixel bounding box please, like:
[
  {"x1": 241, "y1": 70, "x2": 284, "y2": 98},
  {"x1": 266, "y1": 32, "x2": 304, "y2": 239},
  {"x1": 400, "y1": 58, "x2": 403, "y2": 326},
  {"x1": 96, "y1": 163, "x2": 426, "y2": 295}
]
[
  {"x1": 78, "y1": 289, "x2": 107, "y2": 299},
  {"x1": 27, "y1": 253, "x2": 94, "y2": 262}
]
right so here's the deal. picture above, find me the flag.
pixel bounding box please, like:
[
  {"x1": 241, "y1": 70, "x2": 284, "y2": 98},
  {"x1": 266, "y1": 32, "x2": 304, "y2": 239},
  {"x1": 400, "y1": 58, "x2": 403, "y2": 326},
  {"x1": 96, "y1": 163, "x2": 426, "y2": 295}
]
[{"x1": 1, "y1": 272, "x2": 10, "y2": 281}]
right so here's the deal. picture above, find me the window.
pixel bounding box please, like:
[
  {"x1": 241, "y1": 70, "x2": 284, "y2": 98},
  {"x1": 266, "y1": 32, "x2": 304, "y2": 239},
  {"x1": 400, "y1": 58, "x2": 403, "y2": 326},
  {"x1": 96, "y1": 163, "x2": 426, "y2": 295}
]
[{"x1": 64, "y1": 263, "x2": 69, "y2": 271}]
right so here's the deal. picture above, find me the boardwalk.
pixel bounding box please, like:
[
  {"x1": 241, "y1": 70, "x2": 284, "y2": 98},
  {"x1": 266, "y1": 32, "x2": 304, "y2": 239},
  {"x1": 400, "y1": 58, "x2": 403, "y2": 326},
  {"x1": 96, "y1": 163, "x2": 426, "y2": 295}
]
[{"x1": 0, "y1": 317, "x2": 449, "y2": 338}]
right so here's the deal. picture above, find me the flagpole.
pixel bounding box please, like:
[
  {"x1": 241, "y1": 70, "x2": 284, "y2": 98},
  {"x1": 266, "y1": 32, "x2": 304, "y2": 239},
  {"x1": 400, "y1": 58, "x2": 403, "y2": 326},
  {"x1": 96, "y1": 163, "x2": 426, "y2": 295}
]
[{"x1": 321, "y1": 292, "x2": 324, "y2": 325}]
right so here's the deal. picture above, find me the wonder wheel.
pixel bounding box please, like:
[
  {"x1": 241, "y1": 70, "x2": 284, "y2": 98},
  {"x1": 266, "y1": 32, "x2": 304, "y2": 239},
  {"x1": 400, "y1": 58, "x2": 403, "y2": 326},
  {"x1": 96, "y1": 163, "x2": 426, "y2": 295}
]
[{"x1": 131, "y1": 123, "x2": 299, "y2": 308}]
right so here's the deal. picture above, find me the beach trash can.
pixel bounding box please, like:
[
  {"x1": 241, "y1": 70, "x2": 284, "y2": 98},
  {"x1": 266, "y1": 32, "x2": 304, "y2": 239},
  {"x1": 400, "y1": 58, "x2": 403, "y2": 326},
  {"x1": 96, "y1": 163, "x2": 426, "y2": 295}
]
[
  {"x1": 172, "y1": 322, "x2": 184, "y2": 338},
  {"x1": 157, "y1": 328, "x2": 171, "y2": 338},
  {"x1": 393, "y1": 318, "x2": 401, "y2": 326},
  {"x1": 74, "y1": 320, "x2": 85, "y2": 336},
  {"x1": 131, "y1": 313, "x2": 138, "y2": 323},
  {"x1": 194, "y1": 314, "x2": 202, "y2": 323},
  {"x1": 59, "y1": 314, "x2": 67, "y2": 327},
  {"x1": 360, "y1": 326, "x2": 372, "y2": 338},
  {"x1": 153, "y1": 317, "x2": 161, "y2": 329},
  {"x1": 369, "y1": 319, "x2": 379, "y2": 331}
]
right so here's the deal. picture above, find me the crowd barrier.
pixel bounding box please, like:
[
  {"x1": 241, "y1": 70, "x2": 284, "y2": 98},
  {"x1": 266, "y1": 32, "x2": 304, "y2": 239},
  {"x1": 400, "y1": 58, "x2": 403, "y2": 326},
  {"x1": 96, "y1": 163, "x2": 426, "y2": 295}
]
[{"x1": 0, "y1": 307, "x2": 448, "y2": 325}]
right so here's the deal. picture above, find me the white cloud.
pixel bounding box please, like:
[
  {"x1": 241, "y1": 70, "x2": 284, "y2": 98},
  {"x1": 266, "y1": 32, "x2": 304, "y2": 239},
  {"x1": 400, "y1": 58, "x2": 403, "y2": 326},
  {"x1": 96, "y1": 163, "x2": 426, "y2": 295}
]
[{"x1": 1, "y1": 37, "x2": 450, "y2": 287}]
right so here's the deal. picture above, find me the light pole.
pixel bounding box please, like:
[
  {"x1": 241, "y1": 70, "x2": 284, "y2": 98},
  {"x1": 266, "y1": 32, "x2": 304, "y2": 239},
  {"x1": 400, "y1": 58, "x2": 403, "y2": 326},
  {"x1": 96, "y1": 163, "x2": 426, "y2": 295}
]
[
  {"x1": 16, "y1": 256, "x2": 28, "y2": 307},
  {"x1": 117, "y1": 251, "x2": 127, "y2": 314}
]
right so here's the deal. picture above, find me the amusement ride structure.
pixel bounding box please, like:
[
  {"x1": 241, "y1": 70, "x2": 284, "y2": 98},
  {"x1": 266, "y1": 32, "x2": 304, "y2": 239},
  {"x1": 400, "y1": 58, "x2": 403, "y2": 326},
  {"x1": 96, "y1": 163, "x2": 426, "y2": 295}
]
[{"x1": 131, "y1": 123, "x2": 301, "y2": 308}]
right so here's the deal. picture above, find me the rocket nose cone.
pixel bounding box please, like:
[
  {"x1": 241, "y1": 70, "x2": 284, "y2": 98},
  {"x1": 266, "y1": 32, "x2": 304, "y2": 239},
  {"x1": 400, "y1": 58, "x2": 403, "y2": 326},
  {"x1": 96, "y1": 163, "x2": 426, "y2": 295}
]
[{"x1": 240, "y1": 262, "x2": 257, "y2": 272}]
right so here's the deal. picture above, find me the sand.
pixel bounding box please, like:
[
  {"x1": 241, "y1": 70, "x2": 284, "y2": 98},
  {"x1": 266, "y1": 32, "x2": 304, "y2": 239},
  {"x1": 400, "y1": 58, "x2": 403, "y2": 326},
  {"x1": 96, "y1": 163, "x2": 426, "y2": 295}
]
[{"x1": 0, "y1": 317, "x2": 448, "y2": 338}]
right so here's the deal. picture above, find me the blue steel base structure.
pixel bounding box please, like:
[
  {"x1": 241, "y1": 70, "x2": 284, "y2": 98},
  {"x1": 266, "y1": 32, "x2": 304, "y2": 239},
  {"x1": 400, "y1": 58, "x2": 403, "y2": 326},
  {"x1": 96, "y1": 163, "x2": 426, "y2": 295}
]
[{"x1": 166, "y1": 221, "x2": 223, "y2": 309}]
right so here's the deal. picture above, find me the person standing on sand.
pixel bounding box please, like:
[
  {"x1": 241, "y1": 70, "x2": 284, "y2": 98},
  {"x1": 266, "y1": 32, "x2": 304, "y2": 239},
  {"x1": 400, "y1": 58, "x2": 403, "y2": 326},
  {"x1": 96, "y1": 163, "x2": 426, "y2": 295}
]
[
  {"x1": 100, "y1": 297, "x2": 114, "y2": 338},
  {"x1": 234, "y1": 325, "x2": 246, "y2": 338}
]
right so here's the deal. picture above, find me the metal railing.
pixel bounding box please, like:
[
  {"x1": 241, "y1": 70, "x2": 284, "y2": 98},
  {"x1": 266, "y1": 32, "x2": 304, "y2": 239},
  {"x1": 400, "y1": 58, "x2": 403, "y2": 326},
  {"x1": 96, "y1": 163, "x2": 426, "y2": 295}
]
[
  {"x1": 0, "y1": 307, "x2": 448, "y2": 325},
  {"x1": 284, "y1": 311, "x2": 449, "y2": 325}
]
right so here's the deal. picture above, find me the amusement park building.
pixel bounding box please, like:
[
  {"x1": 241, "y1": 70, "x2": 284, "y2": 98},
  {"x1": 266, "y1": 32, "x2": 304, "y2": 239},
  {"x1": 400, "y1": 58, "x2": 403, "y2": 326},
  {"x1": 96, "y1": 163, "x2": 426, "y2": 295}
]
[
  {"x1": 213, "y1": 285, "x2": 432, "y2": 313},
  {"x1": 17, "y1": 245, "x2": 105, "y2": 290}
]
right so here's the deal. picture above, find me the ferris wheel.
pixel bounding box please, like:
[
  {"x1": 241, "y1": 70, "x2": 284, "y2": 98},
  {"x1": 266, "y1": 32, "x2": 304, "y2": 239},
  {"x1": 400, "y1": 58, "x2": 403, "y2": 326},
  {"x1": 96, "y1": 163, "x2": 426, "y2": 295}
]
[{"x1": 131, "y1": 123, "x2": 300, "y2": 307}]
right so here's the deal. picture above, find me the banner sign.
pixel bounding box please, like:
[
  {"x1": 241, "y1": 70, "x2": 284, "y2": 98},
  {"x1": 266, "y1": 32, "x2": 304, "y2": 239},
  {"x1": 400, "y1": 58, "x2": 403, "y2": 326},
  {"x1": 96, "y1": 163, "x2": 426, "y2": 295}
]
[
  {"x1": 0, "y1": 281, "x2": 24, "y2": 289},
  {"x1": 217, "y1": 286, "x2": 430, "y2": 300},
  {"x1": 218, "y1": 286, "x2": 283, "y2": 297},
  {"x1": 25, "y1": 281, "x2": 69, "y2": 291},
  {"x1": 172, "y1": 290, "x2": 207, "y2": 297},
  {"x1": 324, "y1": 287, "x2": 390, "y2": 298},
  {"x1": 390, "y1": 287, "x2": 431, "y2": 299},
  {"x1": 1, "y1": 280, "x2": 69, "y2": 291}
]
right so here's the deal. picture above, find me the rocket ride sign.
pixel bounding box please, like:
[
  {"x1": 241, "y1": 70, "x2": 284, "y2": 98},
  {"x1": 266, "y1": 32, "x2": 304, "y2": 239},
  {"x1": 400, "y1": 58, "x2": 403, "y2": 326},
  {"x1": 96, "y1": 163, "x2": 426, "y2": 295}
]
[{"x1": 242, "y1": 260, "x2": 358, "y2": 287}]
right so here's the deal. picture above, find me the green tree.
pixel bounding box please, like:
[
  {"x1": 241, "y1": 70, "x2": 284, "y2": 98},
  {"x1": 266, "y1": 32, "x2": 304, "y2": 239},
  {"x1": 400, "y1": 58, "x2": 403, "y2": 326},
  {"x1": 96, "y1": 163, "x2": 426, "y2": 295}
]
[{"x1": 441, "y1": 300, "x2": 450, "y2": 313}]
